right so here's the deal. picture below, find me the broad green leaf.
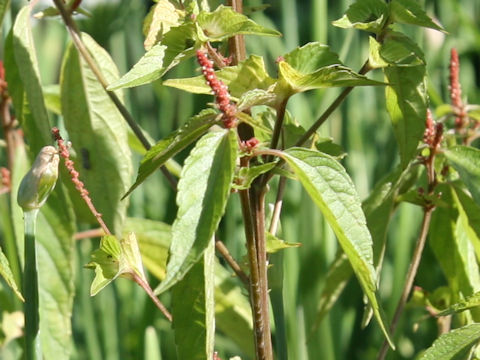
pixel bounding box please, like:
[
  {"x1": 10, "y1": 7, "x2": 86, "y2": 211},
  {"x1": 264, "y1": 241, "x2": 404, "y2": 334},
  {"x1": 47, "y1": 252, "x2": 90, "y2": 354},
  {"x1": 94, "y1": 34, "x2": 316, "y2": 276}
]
[
  {"x1": 123, "y1": 109, "x2": 218, "y2": 198},
  {"x1": 123, "y1": 217, "x2": 171, "y2": 280},
  {"x1": 0, "y1": 247, "x2": 23, "y2": 301},
  {"x1": 389, "y1": 0, "x2": 444, "y2": 32},
  {"x1": 196, "y1": 5, "x2": 280, "y2": 41},
  {"x1": 266, "y1": 232, "x2": 301, "y2": 253},
  {"x1": 369, "y1": 33, "x2": 425, "y2": 68},
  {"x1": 385, "y1": 64, "x2": 427, "y2": 168},
  {"x1": 429, "y1": 185, "x2": 480, "y2": 301},
  {"x1": 143, "y1": 0, "x2": 181, "y2": 50},
  {"x1": 233, "y1": 162, "x2": 277, "y2": 190},
  {"x1": 332, "y1": 0, "x2": 388, "y2": 34},
  {"x1": 237, "y1": 89, "x2": 276, "y2": 111},
  {"x1": 61, "y1": 33, "x2": 132, "y2": 235},
  {"x1": 419, "y1": 324, "x2": 480, "y2": 360},
  {"x1": 155, "y1": 130, "x2": 237, "y2": 294},
  {"x1": 163, "y1": 55, "x2": 275, "y2": 99},
  {"x1": 172, "y1": 239, "x2": 215, "y2": 360},
  {"x1": 85, "y1": 232, "x2": 147, "y2": 296},
  {"x1": 281, "y1": 147, "x2": 394, "y2": 347},
  {"x1": 445, "y1": 146, "x2": 480, "y2": 206},
  {"x1": 11, "y1": 6, "x2": 52, "y2": 155},
  {"x1": 437, "y1": 291, "x2": 480, "y2": 317},
  {"x1": 278, "y1": 42, "x2": 385, "y2": 96},
  {"x1": 108, "y1": 23, "x2": 197, "y2": 90}
]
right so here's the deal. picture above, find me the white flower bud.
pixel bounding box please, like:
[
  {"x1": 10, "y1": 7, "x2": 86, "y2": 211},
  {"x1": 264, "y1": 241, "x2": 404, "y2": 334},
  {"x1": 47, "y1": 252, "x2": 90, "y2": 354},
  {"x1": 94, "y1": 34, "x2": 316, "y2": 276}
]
[{"x1": 17, "y1": 146, "x2": 59, "y2": 211}]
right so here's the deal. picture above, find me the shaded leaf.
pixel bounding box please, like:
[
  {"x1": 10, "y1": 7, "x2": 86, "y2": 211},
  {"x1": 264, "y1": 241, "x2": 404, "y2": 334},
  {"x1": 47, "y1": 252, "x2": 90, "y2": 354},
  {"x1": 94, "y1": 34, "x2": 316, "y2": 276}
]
[
  {"x1": 43, "y1": 84, "x2": 61, "y2": 115},
  {"x1": 163, "y1": 55, "x2": 275, "y2": 99},
  {"x1": 369, "y1": 33, "x2": 425, "y2": 68},
  {"x1": 445, "y1": 146, "x2": 480, "y2": 206},
  {"x1": 437, "y1": 291, "x2": 480, "y2": 317},
  {"x1": 196, "y1": 5, "x2": 280, "y2": 41},
  {"x1": 419, "y1": 324, "x2": 480, "y2": 360},
  {"x1": 155, "y1": 130, "x2": 237, "y2": 294},
  {"x1": 233, "y1": 162, "x2": 277, "y2": 190},
  {"x1": 172, "y1": 239, "x2": 215, "y2": 360},
  {"x1": 281, "y1": 147, "x2": 393, "y2": 347},
  {"x1": 332, "y1": 0, "x2": 388, "y2": 34},
  {"x1": 0, "y1": 0, "x2": 9, "y2": 29},
  {"x1": 389, "y1": 0, "x2": 444, "y2": 32},
  {"x1": 0, "y1": 247, "x2": 23, "y2": 301},
  {"x1": 61, "y1": 33, "x2": 132, "y2": 235},
  {"x1": 237, "y1": 89, "x2": 276, "y2": 111},
  {"x1": 384, "y1": 64, "x2": 427, "y2": 168},
  {"x1": 123, "y1": 109, "x2": 218, "y2": 198}
]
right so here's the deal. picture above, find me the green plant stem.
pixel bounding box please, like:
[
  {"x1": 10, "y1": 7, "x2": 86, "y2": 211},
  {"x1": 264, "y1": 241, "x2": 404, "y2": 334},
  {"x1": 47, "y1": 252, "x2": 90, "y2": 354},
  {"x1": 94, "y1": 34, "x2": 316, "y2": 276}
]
[
  {"x1": 377, "y1": 207, "x2": 434, "y2": 360},
  {"x1": 269, "y1": 176, "x2": 287, "y2": 236},
  {"x1": 295, "y1": 60, "x2": 371, "y2": 147},
  {"x1": 23, "y1": 209, "x2": 41, "y2": 360},
  {"x1": 270, "y1": 98, "x2": 289, "y2": 150},
  {"x1": 52, "y1": 0, "x2": 177, "y2": 191}
]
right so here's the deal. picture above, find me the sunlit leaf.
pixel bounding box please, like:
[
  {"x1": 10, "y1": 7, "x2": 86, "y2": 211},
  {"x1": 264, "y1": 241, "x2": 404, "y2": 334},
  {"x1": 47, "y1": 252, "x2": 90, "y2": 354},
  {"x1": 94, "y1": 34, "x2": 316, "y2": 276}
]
[
  {"x1": 61, "y1": 33, "x2": 132, "y2": 235},
  {"x1": 155, "y1": 130, "x2": 237, "y2": 294},
  {"x1": 233, "y1": 162, "x2": 277, "y2": 190},
  {"x1": 143, "y1": 0, "x2": 181, "y2": 50},
  {"x1": 389, "y1": 0, "x2": 444, "y2": 32},
  {"x1": 0, "y1": 247, "x2": 23, "y2": 301},
  {"x1": 281, "y1": 147, "x2": 394, "y2": 347},
  {"x1": 419, "y1": 324, "x2": 480, "y2": 360},
  {"x1": 369, "y1": 33, "x2": 425, "y2": 68},
  {"x1": 332, "y1": 0, "x2": 388, "y2": 34},
  {"x1": 266, "y1": 232, "x2": 301, "y2": 253}
]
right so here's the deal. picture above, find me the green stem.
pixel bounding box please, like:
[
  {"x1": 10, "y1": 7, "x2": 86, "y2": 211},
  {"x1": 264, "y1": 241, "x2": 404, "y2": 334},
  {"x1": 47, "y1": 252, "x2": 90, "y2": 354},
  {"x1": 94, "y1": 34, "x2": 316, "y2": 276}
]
[{"x1": 23, "y1": 209, "x2": 42, "y2": 360}]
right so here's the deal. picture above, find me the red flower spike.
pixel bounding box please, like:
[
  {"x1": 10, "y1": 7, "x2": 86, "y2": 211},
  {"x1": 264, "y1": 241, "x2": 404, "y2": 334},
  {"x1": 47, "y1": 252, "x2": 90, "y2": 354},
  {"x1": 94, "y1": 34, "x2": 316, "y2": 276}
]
[
  {"x1": 449, "y1": 48, "x2": 465, "y2": 128},
  {"x1": 196, "y1": 50, "x2": 237, "y2": 128},
  {"x1": 423, "y1": 109, "x2": 436, "y2": 145}
]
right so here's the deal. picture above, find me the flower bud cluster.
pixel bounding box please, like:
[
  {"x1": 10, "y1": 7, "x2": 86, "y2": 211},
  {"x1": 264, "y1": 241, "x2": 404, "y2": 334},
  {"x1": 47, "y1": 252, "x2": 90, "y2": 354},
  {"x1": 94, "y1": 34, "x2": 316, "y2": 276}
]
[
  {"x1": 423, "y1": 109, "x2": 443, "y2": 152},
  {"x1": 196, "y1": 50, "x2": 237, "y2": 128}
]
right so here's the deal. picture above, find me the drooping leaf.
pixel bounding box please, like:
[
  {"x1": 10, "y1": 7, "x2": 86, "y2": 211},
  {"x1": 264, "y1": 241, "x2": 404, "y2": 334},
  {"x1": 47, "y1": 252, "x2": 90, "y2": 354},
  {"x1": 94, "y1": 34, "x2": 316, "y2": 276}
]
[
  {"x1": 172, "y1": 238, "x2": 215, "y2": 360},
  {"x1": 196, "y1": 5, "x2": 280, "y2": 41},
  {"x1": 0, "y1": 247, "x2": 23, "y2": 301},
  {"x1": 143, "y1": 0, "x2": 181, "y2": 50},
  {"x1": 384, "y1": 64, "x2": 427, "y2": 168},
  {"x1": 61, "y1": 33, "x2": 132, "y2": 235},
  {"x1": 163, "y1": 55, "x2": 275, "y2": 98},
  {"x1": 389, "y1": 0, "x2": 444, "y2": 32},
  {"x1": 281, "y1": 147, "x2": 394, "y2": 347},
  {"x1": 369, "y1": 33, "x2": 425, "y2": 68},
  {"x1": 85, "y1": 232, "x2": 147, "y2": 296},
  {"x1": 277, "y1": 42, "x2": 385, "y2": 96},
  {"x1": 155, "y1": 129, "x2": 237, "y2": 294},
  {"x1": 123, "y1": 109, "x2": 218, "y2": 198},
  {"x1": 108, "y1": 23, "x2": 198, "y2": 90},
  {"x1": 419, "y1": 324, "x2": 480, "y2": 360},
  {"x1": 332, "y1": 0, "x2": 388, "y2": 34},
  {"x1": 445, "y1": 146, "x2": 480, "y2": 206},
  {"x1": 437, "y1": 291, "x2": 480, "y2": 317}
]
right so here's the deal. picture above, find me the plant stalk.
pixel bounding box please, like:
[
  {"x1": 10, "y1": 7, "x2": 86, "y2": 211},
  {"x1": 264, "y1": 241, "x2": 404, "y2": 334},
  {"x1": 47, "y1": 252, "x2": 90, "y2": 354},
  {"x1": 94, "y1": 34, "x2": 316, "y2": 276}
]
[{"x1": 23, "y1": 209, "x2": 42, "y2": 360}]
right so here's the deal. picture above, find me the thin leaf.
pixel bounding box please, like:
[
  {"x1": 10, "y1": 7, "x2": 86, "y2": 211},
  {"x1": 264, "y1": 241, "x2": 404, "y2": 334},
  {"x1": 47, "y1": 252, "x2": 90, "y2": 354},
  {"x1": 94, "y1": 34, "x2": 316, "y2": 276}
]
[
  {"x1": 196, "y1": 5, "x2": 280, "y2": 41},
  {"x1": 123, "y1": 109, "x2": 218, "y2": 198},
  {"x1": 172, "y1": 239, "x2": 215, "y2": 360},
  {"x1": 445, "y1": 146, "x2": 480, "y2": 206},
  {"x1": 0, "y1": 0, "x2": 10, "y2": 30},
  {"x1": 419, "y1": 324, "x2": 480, "y2": 360},
  {"x1": 155, "y1": 129, "x2": 237, "y2": 294},
  {"x1": 266, "y1": 232, "x2": 301, "y2": 253},
  {"x1": 437, "y1": 291, "x2": 480, "y2": 317},
  {"x1": 61, "y1": 33, "x2": 132, "y2": 235},
  {"x1": 0, "y1": 246, "x2": 24, "y2": 301},
  {"x1": 332, "y1": 0, "x2": 388, "y2": 34},
  {"x1": 389, "y1": 0, "x2": 444, "y2": 32},
  {"x1": 281, "y1": 147, "x2": 394, "y2": 347},
  {"x1": 384, "y1": 64, "x2": 427, "y2": 168}
]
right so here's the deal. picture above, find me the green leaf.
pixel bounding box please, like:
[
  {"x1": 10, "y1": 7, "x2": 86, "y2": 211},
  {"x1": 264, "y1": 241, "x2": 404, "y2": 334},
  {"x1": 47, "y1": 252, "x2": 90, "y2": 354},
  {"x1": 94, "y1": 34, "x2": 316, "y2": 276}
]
[
  {"x1": 155, "y1": 129, "x2": 237, "y2": 294},
  {"x1": 237, "y1": 89, "x2": 277, "y2": 111},
  {"x1": 233, "y1": 162, "x2": 277, "y2": 190},
  {"x1": 369, "y1": 33, "x2": 425, "y2": 68},
  {"x1": 172, "y1": 239, "x2": 215, "y2": 360},
  {"x1": 281, "y1": 147, "x2": 394, "y2": 347},
  {"x1": 419, "y1": 324, "x2": 480, "y2": 360},
  {"x1": 43, "y1": 84, "x2": 61, "y2": 115},
  {"x1": 445, "y1": 146, "x2": 480, "y2": 206},
  {"x1": 437, "y1": 291, "x2": 480, "y2": 317},
  {"x1": 163, "y1": 55, "x2": 275, "y2": 99},
  {"x1": 108, "y1": 23, "x2": 198, "y2": 90},
  {"x1": 384, "y1": 64, "x2": 427, "y2": 168},
  {"x1": 0, "y1": 247, "x2": 23, "y2": 301},
  {"x1": 85, "y1": 232, "x2": 147, "y2": 296},
  {"x1": 278, "y1": 42, "x2": 385, "y2": 96},
  {"x1": 332, "y1": 0, "x2": 388, "y2": 34},
  {"x1": 389, "y1": 0, "x2": 444, "y2": 32},
  {"x1": 61, "y1": 33, "x2": 132, "y2": 235},
  {"x1": 143, "y1": 0, "x2": 181, "y2": 50},
  {"x1": 196, "y1": 5, "x2": 280, "y2": 41},
  {"x1": 123, "y1": 109, "x2": 218, "y2": 198},
  {"x1": 0, "y1": 0, "x2": 10, "y2": 30},
  {"x1": 266, "y1": 232, "x2": 301, "y2": 253},
  {"x1": 10, "y1": 6, "x2": 52, "y2": 156}
]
